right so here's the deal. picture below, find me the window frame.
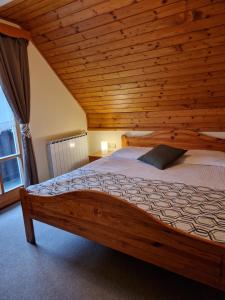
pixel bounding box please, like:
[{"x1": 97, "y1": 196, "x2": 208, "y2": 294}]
[{"x1": 0, "y1": 123, "x2": 24, "y2": 194}]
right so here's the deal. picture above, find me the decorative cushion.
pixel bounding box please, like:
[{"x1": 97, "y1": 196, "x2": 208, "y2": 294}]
[{"x1": 138, "y1": 144, "x2": 187, "y2": 170}]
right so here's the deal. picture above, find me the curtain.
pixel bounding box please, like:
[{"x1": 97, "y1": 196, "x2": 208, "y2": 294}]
[{"x1": 0, "y1": 34, "x2": 38, "y2": 187}]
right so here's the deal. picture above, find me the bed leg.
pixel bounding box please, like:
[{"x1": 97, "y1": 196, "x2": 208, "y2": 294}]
[
  {"x1": 23, "y1": 216, "x2": 36, "y2": 244},
  {"x1": 20, "y1": 188, "x2": 36, "y2": 244}
]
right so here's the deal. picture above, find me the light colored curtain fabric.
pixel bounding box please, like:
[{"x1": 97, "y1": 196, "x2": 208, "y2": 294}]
[{"x1": 0, "y1": 34, "x2": 38, "y2": 187}]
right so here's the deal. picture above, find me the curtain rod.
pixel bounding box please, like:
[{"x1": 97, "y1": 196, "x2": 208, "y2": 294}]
[{"x1": 0, "y1": 22, "x2": 31, "y2": 40}]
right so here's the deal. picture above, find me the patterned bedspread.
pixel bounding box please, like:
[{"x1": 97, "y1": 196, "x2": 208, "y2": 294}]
[{"x1": 27, "y1": 169, "x2": 225, "y2": 244}]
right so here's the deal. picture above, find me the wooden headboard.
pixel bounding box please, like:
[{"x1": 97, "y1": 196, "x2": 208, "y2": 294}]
[{"x1": 121, "y1": 130, "x2": 225, "y2": 152}]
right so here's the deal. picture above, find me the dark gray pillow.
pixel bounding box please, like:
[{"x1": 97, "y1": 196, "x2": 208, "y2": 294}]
[{"x1": 138, "y1": 144, "x2": 187, "y2": 170}]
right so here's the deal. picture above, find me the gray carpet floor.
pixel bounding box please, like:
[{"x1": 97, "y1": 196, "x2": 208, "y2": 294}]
[{"x1": 0, "y1": 204, "x2": 224, "y2": 300}]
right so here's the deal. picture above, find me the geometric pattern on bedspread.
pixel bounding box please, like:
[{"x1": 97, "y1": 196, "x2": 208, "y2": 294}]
[{"x1": 27, "y1": 169, "x2": 225, "y2": 244}]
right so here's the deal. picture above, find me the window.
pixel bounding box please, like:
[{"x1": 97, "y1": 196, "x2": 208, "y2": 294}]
[{"x1": 0, "y1": 87, "x2": 23, "y2": 194}]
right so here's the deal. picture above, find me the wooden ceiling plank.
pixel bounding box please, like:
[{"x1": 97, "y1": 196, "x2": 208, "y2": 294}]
[
  {"x1": 85, "y1": 109, "x2": 225, "y2": 115},
  {"x1": 81, "y1": 95, "x2": 225, "y2": 106},
  {"x1": 71, "y1": 69, "x2": 225, "y2": 94},
  {"x1": 75, "y1": 89, "x2": 225, "y2": 106},
  {"x1": 37, "y1": 14, "x2": 115, "y2": 50},
  {"x1": 81, "y1": 98, "x2": 225, "y2": 111},
  {"x1": 88, "y1": 120, "x2": 225, "y2": 128},
  {"x1": 87, "y1": 107, "x2": 225, "y2": 118},
  {"x1": 66, "y1": 61, "x2": 225, "y2": 88},
  {"x1": 76, "y1": 90, "x2": 225, "y2": 102},
  {"x1": 88, "y1": 126, "x2": 225, "y2": 131},
  {"x1": 35, "y1": 13, "x2": 115, "y2": 43},
  {"x1": 77, "y1": 91, "x2": 225, "y2": 103},
  {"x1": 88, "y1": 118, "x2": 225, "y2": 127},
  {"x1": 73, "y1": 84, "x2": 225, "y2": 99},
  {"x1": 42, "y1": 2, "x2": 225, "y2": 59},
  {"x1": 37, "y1": 0, "x2": 224, "y2": 56},
  {"x1": 82, "y1": 101, "x2": 225, "y2": 112},
  {"x1": 46, "y1": 13, "x2": 225, "y2": 64},
  {"x1": 0, "y1": 0, "x2": 37, "y2": 17},
  {"x1": 65, "y1": 57, "x2": 225, "y2": 85},
  {"x1": 59, "y1": 46, "x2": 225, "y2": 79},
  {"x1": 89, "y1": 122, "x2": 225, "y2": 127},
  {"x1": 33, "y1": 1, "x2": 181, "y2": 48},
  {"x1": 7, "y1": 0, "x2": 70, "y2": 20},
  {"x1": 83, "y1": 103, "x2": 225, "y2": 114},
  {"x1": 51, "y1": 25, "x2": 225, "y2": 70},
  {"x1": 79, "y1": 95, "x2": 225, "y2": 107},
  {"x1": 84, "y1": 106, "x2": 225, "y2": 114},
  {"x1": 88, "y1": 120, "x2": 225, "y2": 129},
  {"x1": 29, "y1": 0, "x2": 141, "y2": 36},
  {"x1": 81, "y1": 94, "x2": 225, "y2": 104},
  {"x1": 37, "y1": 0, "x2": 184, "y2": 50},
  {"x1": 79, "y1": 97, "x2": 225, "y2": 109},
  {"x1": 19, "y1": 0, "x2": 104, "y2": 25},
  {"x1": 34, "y1": 0, "x2": 222, "y2": 50},
  {"x1": 86, "y1": 104, "x2": 224, "y2": 115},
  {"x1": 76, "y1": 86, "x2": 225, "y2": 102}
]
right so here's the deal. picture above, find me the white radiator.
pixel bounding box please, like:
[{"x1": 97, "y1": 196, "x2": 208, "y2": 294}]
[{"x1": 47, "y1": 132, "x2": 88, "y2": 177}]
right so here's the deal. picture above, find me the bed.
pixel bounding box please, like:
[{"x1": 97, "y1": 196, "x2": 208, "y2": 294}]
[{"x1": 20, "y1": 130, "x2": 225, "y2": 291}]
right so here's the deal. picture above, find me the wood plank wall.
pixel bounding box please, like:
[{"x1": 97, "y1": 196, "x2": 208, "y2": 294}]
[{"x1": 1, "y1": 0, "x2": 225, "y2": 131}]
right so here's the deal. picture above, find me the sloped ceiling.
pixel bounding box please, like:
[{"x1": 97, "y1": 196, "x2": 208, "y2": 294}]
[{"x1": 0, "y1": 0, "x2": 225, "y2": 130}]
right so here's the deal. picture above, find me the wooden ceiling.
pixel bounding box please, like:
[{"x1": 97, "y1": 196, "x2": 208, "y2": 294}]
[{"x1": 1, "y1": 0, "x2": 225, "y2": 130}]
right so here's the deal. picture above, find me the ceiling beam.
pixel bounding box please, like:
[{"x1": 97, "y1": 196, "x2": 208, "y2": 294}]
[{"x1": 0, "y1": 21, "x2": 31, "y2": 40}]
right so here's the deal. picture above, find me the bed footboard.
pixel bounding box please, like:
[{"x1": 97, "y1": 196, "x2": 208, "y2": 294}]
[{"x1": 20, "y1": 188, "x2": 225, "y2": 292}]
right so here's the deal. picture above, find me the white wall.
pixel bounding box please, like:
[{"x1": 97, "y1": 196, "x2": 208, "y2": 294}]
[
  {"x1": 202, "y1": 132, "x2": 225, "y2": 139},
  {"x1": 29, "y1": 43, "x2": 87, "y2": 182},
  {"x1": 88, "y1": 131, "x2": 151, "y2": 154},
  {"x1": 88, "y1": 131, "x2": 225, "y2": 154},
  {"x1": 0, "y1": 19, "x2": 87, "y2": 182}
]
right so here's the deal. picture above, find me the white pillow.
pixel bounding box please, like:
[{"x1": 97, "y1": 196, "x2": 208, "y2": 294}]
[
  {"x1": 111, "y1": 146, "x2": 152, "y2": 160},
  {"x1": 179, "y1": 149, "x2": 225, "y2": 167}
]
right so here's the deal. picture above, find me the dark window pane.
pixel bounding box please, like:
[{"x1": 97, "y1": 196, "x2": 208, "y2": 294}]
[
  {"x1": 1, "y1": 158, "x2": 22, "y2": 192},
  {"x1": 0, "y1": 87, "x2": 18, "y2": 158},
  {"x1": 0, "y1": 128, "x2": 17, "y2": 157}
]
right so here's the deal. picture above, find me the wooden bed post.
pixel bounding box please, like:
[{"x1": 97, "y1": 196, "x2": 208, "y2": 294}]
[
  {"x1": 121, "y1": 135, "x2": 128, "y2": 147},
  {"x1": 20, "y1": 188, "x2": 36, "y2": 244}
]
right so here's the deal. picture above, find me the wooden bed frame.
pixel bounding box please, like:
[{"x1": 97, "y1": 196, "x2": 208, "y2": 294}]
[{"x1": 21, "y1": 130, "x2": 225, "y2": 292}]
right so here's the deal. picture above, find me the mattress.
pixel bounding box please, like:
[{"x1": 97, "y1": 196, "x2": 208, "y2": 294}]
[{"x1": 27, "y1": 149, "x2": 225, "y2": 244}]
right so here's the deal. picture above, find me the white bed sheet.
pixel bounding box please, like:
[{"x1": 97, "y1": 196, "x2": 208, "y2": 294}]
[{"x1": 84, "y1": 155, "x2": 225, "y2": 191}]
